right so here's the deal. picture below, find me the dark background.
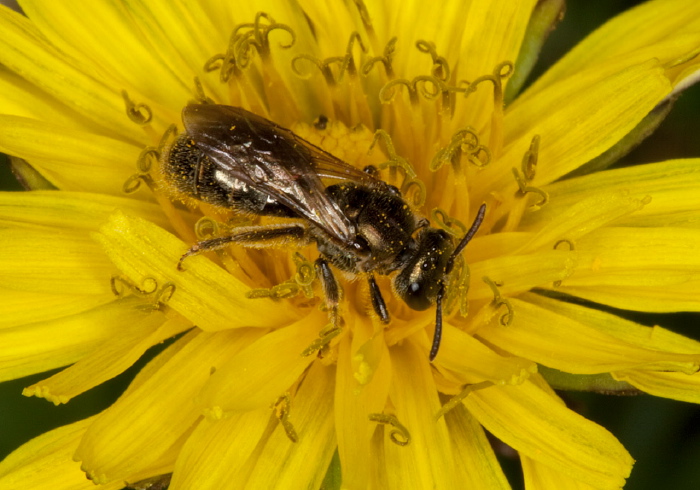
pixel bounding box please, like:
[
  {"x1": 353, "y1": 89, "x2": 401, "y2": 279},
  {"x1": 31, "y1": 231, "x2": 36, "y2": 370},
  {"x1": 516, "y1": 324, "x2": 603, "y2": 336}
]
[{"x1": 1, "y1": 1, "x2": 699, "y2": 488}]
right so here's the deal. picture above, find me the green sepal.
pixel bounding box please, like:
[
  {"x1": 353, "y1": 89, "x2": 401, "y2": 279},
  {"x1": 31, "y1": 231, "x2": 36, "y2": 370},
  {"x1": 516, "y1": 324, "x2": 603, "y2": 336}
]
[
  {"x1": 9, "y1": 156, "x2": 57, "y2": 190},
  {"x1": 320, "y1": 449, "x2": 342, "y2": 490},
  {"x1": 505, "y1": 0, "x2": 566, "y2": 104},
  {"x1": 539, "y1": 365, "x2": 642, "y2": 395}
]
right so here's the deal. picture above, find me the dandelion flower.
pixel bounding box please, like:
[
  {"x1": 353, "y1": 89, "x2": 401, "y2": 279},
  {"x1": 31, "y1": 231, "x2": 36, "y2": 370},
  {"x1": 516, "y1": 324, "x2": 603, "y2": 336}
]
[{"x1": 2, "y1": 1, "x2": 700, "y2": 489}]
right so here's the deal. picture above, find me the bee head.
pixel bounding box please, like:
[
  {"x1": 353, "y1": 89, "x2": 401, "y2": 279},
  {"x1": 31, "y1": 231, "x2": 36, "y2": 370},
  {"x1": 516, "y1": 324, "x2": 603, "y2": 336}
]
[{"x1": 393, "y1": 228, "x2": 454, "y2": 311}]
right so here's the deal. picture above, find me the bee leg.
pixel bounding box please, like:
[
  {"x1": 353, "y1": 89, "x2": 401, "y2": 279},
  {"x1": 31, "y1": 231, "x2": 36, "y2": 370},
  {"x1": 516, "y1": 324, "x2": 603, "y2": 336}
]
[
  {"x1": 178, "y1": 224, "x2": 308, "y2": 270},
  {"x1": 314, "y1": 257, "x2": 341, "y2": 329},
  {"x1": 367, "y1": 274, "x2": 390, "y2": 324},
  {"x1": 429, "y1": 281, "x2": 446, "y2": 362}
]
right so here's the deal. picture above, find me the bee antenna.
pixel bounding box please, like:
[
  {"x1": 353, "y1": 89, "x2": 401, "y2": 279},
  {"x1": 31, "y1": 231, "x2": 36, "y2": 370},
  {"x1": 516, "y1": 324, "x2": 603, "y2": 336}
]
[
  {"x1": 446, "y1": 203, "x2": 486, "y2": 275},
  {"x1": 430, "y1": 282, "x2": 446, "y2": 362},
  {"x1": 430, "y1": 203, "x2": 486, "y2": 362}
]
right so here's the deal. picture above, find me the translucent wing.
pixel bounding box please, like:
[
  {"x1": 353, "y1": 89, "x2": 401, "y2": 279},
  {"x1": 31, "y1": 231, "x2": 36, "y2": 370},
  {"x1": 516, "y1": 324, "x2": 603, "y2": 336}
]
[{"x1": 182, "y1": 104, "x2": 381, "y2": 244}]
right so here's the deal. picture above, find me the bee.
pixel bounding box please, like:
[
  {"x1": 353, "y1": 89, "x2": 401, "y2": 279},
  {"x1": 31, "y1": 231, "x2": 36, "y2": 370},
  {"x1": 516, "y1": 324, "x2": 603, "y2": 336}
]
[{"x1": 162, "y1": 104, "x2": 485, "y2": 361}]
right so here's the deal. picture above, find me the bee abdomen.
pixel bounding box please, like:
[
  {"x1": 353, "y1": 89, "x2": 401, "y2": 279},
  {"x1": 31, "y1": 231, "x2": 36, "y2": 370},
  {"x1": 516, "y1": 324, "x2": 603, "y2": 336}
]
[
  {"x1": 163, "y1": 134, "x2": 296, "y2": 216},
  {"x1": 162, "y1": 135, "x2": 223, "y2": 204}
]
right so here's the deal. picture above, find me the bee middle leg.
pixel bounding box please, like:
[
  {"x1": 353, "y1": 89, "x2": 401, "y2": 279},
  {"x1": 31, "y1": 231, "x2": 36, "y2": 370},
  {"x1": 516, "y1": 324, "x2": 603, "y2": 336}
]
[
  {"x1": 178, "y1": 223, "x2": 308, "y2": 270},
  {"x1": 314, "y1": 257, "x2": 341, "y2": 329}
]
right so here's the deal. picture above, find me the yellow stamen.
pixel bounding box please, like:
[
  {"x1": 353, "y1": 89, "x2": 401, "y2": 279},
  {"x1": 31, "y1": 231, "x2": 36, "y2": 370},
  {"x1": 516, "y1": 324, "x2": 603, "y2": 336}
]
[
  {"x1": 301, "y1": 325, "x2": 342, "y2": 357},
  {"x1": 293, "y1": 252, "x2": 316, "y2": 299},
  {"x1": 190, "y1": 77, "x2": 215, "y2": 105},
  {"x1": 553, "y1": 240, "x2": 575, "y2": 287},
  {"x1": 430, "y1": 127, "x2": 491, "y2": 173},
  {"x1": 110, "y1": 275, "x2": 159, "y2": 297},
  {"x1": 462, "y1": 61, "x2": 514, "y2": 157},
  {"x1": 361, "y1": 36, "x2": 397, "y2": 79},
  {"x1": 431, "y1": 207, "x2": 466, "y2": 236},
  {"x1": 121, "y1": 89, "x2": 152, "y2": 125},
  {"x1": 273, "y1": 393, "x2": 298, "y2": 443},
  {"x1": 292, "y1": 31, "x2": 366, "y2": 85},
  {"x1": 482, "y1": 276, "x2": 514, "y2": 326},
  {"x1": 110, "y1": 276, "x2": 176, "y2": 310},
  {"x1": 369, "y1": 413, "x2": 411, "y2": 446},
  {"x1": 435, "y1": 381, "x2": 493, "y2": 420},
  {"x1": 415, "y1": 40, "x2": 450, "y2": 82},
  {"x1": 369, "y1": 129, "x2": 417, "y2": 178}
]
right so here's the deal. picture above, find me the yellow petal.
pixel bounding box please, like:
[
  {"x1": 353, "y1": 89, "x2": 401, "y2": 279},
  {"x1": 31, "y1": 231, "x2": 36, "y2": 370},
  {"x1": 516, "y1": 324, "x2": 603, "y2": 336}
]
[
  {"x1": 0, "y1": 116, "x2": 142, "y2": 196},
  {"x1": 383, "y1": 339, "x2": 457, "y2": 489},
  {"x1": 169, "y1": 408, "x2": 272, "y2": 489},
  {"x1": 0, "y1": 67, "x2": 95, "y2": 131},
  {"x1": 477, "y1": 297, "x2": 700, "y2": 375},
  {"x1": 0, "y1": 417, "x2": 124, "y2": 490},
  {"x1": 529, "y1": 301, "x2": 700, "y2": 405},
  {"x1": 335, "y1": 330, "x2": 391, "y2": 490},
  {"x1": 0, "y1": 6, "x2": 150, "y2": 140},
  {"x1": 0, "y1": 190, "x2": 169, "y2": 231},
  {"x1": 19, "y1": 0, "x2": 191, "y2": 118},
  {"x1": 0, "y1": 298, "x2": 151, "y2": 382},
  {"x1": 444, "y1": 404, "x2": 511, "y2": 490},
  {"x1": 526, "y1": 0, "x2": 700, "y2": 93},
  {"x1": 281, "y1": 1, "x2": 358, "y2": 58},
  {"x1": 74, "y1": 328, "x2": 259, "y2": 484},
  {"x1": 95, "y1": 211, "x2": 298, "y2": 330},
  {"x1": 562, "y1": 284, "x2": 700, "y2": 313},
  {"x1": 0, "y1": 288, "x2": 112, "y2": 330},
  {"x1": 558, "y1": 227, "x2": 700, "y2": 311},
  {"x1": 464, "y1": 378, "x2": 633, "y2": 489},
  {"x1": 0, "y1": 227, "x2": 115, "y2": 295},
  {"x1": 454, "y1": 0, "x2": 538, "y2": 127},
  {"x1": 525, "y1": 158, "x2": 700, "y2": 230},
  {"x1": 478, "y1": 59, "x2": 671, "y2": 199},
  {"x1": 522, "y1": 455, "x2": 599, "y2": 490},
  {"x1": 613, "y1": 370, "x2": 700, "y2": 403},
  {"x1": 23, "y1": 314, "x2": 191, "y2": 405},
  {"x1": 468, "y1": 231, "x2": 535, "y2": 263},
  {"x1": 118, "y1": 0, "x2": 229, "y2": 102},
  {"x1": 458, "y1": 0, "x2": 537, "y2": 80},
  {"x1": 437, "y1": 324, "x2": 536, "y2": 384},
  {"x1": 244, "y1": 362, "x2": 336, "y2": 488},
  {"x1": 469, "y1": 250, "x2": 577, "y2": 300},
  {"x1": 516, "y1": 191, "x2": 649, "y2": 253},
  {"x1": 196, "y1": 312, "x2": 324, "y2": 413},
  {"x1": 524, "y1": 293, "x2": 700, "y2": 353}
]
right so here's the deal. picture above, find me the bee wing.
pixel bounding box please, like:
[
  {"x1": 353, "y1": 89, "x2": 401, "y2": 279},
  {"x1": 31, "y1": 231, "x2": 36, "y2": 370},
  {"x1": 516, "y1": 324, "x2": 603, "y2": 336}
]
[
  {"x1": 182, "y1": 104, "x2": 361, "y2": 244},
  {"x1": 287, "y1": 135, "x2": 385, "y2": 186}
]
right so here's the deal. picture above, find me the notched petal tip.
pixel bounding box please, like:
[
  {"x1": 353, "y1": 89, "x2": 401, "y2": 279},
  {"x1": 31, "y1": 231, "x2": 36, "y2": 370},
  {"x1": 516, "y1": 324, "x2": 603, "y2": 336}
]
[{"x1": 22, "y1": 385, "x2": 70, "y2": 406}]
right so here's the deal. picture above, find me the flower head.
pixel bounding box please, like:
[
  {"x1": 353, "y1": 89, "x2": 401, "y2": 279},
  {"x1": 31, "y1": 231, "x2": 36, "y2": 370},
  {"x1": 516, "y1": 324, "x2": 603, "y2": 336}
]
[{"x1": 2, "y1": 1, "x2": 700, "y2": 489}]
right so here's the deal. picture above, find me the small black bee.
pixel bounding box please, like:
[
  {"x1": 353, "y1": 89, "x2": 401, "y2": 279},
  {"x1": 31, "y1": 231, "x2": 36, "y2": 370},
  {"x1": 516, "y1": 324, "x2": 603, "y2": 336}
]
[{"x1": 162, "y1": 104, "x2": 485, "y2": 361}]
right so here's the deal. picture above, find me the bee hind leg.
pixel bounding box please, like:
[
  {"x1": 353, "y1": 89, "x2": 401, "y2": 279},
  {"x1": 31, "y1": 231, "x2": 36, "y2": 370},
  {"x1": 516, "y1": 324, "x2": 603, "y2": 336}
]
[{"x1": 178, "y1": 223, "x2": 308, "y2": 270}]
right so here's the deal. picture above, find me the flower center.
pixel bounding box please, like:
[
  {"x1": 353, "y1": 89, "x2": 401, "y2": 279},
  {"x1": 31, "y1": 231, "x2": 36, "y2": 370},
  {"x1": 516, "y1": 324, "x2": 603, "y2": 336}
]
[{"x1": 118, "y1": 11, "x2": 547, "y2": 367}]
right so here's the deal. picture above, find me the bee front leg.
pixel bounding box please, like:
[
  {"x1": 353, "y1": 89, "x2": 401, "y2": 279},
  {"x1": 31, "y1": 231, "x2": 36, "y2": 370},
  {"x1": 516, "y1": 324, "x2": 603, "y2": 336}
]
[
  {"x1": 430, "y1": 281, "x2": 446, "y2": 362},
  {"x1": 314, "y1": 257, "x2": 341, "y2": 329},
  {"x1": 178, "y1": 223, "x2": 308, "y2": 270}
]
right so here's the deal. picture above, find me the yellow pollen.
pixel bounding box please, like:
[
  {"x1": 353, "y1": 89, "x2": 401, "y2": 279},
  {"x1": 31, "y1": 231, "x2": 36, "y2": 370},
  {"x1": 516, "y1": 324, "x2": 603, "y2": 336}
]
[{"x1": 353, "y1": 353, "x2": 372, "y2": 385}]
